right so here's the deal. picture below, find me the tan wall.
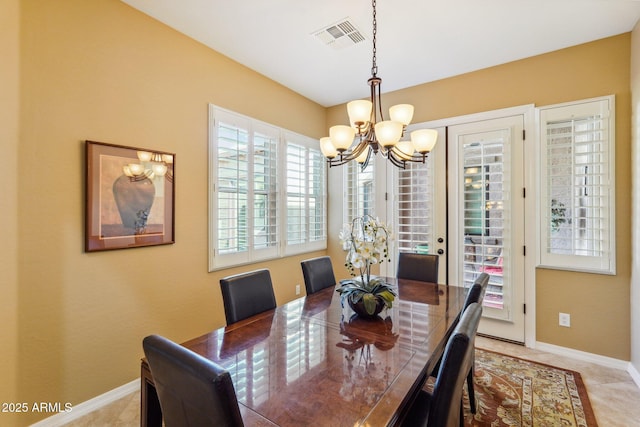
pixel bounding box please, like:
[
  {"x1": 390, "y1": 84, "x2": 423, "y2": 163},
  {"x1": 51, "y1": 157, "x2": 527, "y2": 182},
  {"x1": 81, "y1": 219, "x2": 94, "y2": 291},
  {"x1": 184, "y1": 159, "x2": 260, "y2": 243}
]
[
  {"x1": 328, "y1": 34, "x2": 632, "y2": 360},
  {"x1": 1, "y1": 0, "x2": 20, "y2": 425},
  {"x1": 630, "y1": 21, "x2": 640, "y2": 372},
  {"x1": 15, "y1": 0, "x2": 326, "y2": 424}
]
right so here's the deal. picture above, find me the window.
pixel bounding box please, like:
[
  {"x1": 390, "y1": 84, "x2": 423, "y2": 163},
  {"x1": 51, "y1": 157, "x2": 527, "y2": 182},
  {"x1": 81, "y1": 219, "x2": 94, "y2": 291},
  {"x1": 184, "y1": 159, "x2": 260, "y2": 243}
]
[
  {"x1": 344, "y1": 160, "x2": 375, "y2": 222},
  {"x1": 209, "y1": 106, "x2": 327, "y2": 270},
  {"x1": 396, "y1": 160, "x2": 434, "y2": 254},
  {"x1": 283, "y1": 132, "x2": 327, "y2": 255},
  {"x1": 538, "y1": 96, "x2": 615, "y2": 274}
]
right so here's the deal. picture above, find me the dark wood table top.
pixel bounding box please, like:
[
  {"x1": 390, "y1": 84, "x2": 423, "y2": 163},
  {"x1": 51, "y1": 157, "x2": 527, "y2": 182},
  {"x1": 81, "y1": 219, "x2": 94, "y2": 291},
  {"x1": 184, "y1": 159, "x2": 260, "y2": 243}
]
[{"x1": 165, "y1": 278, "x2": 465, "y2": 426}]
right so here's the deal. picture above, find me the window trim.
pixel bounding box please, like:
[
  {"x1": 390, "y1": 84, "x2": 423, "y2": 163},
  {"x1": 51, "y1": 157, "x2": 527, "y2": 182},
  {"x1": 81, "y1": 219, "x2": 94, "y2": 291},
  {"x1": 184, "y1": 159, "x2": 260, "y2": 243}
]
[{"x1": 536, "y1": 95, "x2": 616, "y2": 275}]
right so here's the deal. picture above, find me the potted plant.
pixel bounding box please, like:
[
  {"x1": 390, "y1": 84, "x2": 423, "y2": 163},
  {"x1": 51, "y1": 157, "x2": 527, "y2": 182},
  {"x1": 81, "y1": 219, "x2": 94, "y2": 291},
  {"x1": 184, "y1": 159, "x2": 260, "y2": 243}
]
[{"x1": 336, "y1": 215, "x2": 397, "y2": 317}]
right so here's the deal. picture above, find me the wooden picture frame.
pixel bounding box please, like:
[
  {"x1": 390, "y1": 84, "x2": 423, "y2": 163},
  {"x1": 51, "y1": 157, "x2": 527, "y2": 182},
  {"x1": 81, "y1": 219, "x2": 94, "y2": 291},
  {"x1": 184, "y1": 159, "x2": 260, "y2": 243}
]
[{"x1": 85, "y1": 140, "x2": 175, "y2": 252}]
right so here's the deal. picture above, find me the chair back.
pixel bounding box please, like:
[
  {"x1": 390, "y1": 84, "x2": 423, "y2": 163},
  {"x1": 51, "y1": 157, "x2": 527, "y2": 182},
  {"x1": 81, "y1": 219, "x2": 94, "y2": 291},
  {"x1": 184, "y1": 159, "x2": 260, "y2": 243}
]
[
  {"x1": 220, "y1": 269, "x2": 276, "y2": 325},
  {"x1": 464, "y1": 272, "x2": 490, "y2": 309},
  {"x1": 397, "y1": 252, "x2": 439, "y2": 283},
  {"x1": 142, "y1": 334, "x2": 244, "y2": 427},
  {"x1": 429, "y1": 303, "x2": 482, "y2": 427},
  {"x1": 301, "y1": 256, "x2": 336, "y2": 295}
]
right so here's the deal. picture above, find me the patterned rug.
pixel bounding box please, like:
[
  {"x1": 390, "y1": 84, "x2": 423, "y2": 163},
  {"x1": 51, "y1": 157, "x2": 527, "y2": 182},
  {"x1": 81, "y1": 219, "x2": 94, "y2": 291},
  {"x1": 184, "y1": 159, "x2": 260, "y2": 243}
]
[{"x1": 462, "y1": 348, "x2": 598, "y2": 426}]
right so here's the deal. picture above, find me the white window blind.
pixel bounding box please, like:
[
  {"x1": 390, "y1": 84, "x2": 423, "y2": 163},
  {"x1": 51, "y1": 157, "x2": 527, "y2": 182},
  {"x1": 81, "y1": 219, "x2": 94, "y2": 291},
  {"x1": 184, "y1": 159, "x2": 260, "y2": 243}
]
[
  {"x1": 396, "y1": 161, "x2": 434, "y2": 254},
  {"x1": 209, "y1": 106, "x2": 327, "y2": 270},
  {"x1": 538, "y1": 96, "x2": 615, "y2": 274},
  {"x1": 344, "y1": 160, "x2": 375, "y2": 222},
  {"x1": 284, "y1": 133, "x2": 327, "y2": 255}
]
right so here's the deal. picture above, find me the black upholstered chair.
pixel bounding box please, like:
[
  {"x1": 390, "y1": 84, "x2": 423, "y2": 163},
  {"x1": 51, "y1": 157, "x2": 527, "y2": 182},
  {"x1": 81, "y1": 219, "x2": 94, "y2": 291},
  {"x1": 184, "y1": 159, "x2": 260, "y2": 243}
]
[
  {"x1": 460, "y1": 272, "x2": 489, "y2": 413},
  {"x1": 142, "y1": 334, "x2": 244, "y2": 427},
  {"x1": 401, "y1": 303, "x2": 483, "y2": 427},
  {"x1": 429, "y1": 272, "x2": 489, "y2": 414},
  {"x1": 220, "y1": 269, "x2": 276, "y2": 325},
  {"x1": 397, "y1": 252, "x2": 439, "y2": 283},
  {"x1": 301, "y1": 256, "x2": 336, "y2": 295}
]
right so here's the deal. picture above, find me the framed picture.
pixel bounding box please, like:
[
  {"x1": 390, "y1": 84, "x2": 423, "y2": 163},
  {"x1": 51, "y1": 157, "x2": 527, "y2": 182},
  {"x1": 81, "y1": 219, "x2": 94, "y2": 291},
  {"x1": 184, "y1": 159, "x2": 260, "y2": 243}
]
[{"x1": 85, "y1": 140, "x2": 175, "y2": 252}]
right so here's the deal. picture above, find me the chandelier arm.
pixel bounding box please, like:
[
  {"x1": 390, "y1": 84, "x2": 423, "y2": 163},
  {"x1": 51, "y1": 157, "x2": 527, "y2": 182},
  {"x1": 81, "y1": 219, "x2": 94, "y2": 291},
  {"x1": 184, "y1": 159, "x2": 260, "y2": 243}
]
[
  {"x1": 359, "y1": 148, "x2": 373, "y2": 172},
  {"x1": 386, "y1": 150, "x2": 408, "y2": 169}
]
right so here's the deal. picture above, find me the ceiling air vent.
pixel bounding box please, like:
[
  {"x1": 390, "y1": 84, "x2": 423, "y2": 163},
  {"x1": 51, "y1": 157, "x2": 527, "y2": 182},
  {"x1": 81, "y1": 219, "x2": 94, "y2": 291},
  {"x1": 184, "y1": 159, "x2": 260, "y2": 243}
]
[{"x1": 313, "y1": 18, "x2": 365, "y2": 50}]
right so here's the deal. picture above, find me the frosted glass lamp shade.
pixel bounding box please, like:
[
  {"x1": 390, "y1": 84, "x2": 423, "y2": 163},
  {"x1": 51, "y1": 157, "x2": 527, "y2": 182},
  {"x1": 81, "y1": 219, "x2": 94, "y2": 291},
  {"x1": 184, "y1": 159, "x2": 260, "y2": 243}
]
[
  {"x1": 137, "y1": 151, "x2": 152, "y2": 162},
  {"x1": 347, "y1": 100, "x2": 373, "y2": 126},
  {"x1": 389, "y1": 104, "x2": 414, "y2": 126},
  {"x1": 127, "y1": 163, "x2": 145, "y2": 176},
  {"x1": 411, "y1": 129, "x2": 438, "y2": 153},
  {"x1": 320, "y1": 137, "x2": 338, "y2": 159},
  {"x1": 152, "y1": 163, "x2": 168, "y2": 176},
  {"x1": 395, "y1": 140, "x2": 415, "y2": 160},
  {"x1": 375, "y1": 120, "x2": 402, "y2": 147},
  {"x1": 355, "y1": 146, "x2": 369, "y2": 163},
  {"x1": 329, "y1": 125, "x2": 355, "y2": 151}
]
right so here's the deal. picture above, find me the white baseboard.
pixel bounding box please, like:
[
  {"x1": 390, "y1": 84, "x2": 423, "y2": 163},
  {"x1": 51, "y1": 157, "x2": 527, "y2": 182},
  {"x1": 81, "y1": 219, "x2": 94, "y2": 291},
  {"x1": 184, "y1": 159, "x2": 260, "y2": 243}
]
[
  {"x1": 628, "y1": 360, "x2": 640, "y2": 389},
  {"x1": 29, "y1": 379, "x2": 139, "y2": 427},
  {"x1": 535, "y1": 341, "x2": 632, "y2": 371}
]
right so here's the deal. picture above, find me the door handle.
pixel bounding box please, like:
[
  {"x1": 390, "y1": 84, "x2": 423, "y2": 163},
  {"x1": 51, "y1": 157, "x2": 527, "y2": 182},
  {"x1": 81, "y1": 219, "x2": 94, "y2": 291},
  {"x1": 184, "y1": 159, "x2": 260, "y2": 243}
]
[
  {"x1": 437, "y1": 237, "x2": 444, "y2": 243},
  {"x1": 437, "y1": 249, "x2": 444, "y2": 255}
]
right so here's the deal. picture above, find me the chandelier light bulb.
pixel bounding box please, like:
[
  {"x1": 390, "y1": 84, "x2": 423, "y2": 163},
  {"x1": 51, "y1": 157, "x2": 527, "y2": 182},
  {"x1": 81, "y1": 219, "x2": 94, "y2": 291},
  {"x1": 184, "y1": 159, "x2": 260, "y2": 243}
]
[
  {"x1": 375, "y1": 121, "x2": 402, "y2": 147},
  {"x1": 329, "y1": 125, "x2": 356, "y2": 151},
  {"x1": 320, "y1": 137, "x2": 338, "y2": 159},
  {"x1": 411, "y1": 129, "x2": 438, "y2": 153},
  {"x1": 389, "y1": 104, "x2": 414, "y2": 126}
]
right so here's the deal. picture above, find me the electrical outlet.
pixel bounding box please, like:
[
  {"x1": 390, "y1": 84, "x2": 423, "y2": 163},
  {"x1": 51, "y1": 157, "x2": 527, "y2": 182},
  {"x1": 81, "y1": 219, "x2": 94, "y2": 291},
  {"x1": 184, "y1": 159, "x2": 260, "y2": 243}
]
[
  {"x1": 295, "y1": 284, "x2": 301, "y2": 295},
  {"x1": 559, "y1": 312, "x2": 571, "y2": 327}
]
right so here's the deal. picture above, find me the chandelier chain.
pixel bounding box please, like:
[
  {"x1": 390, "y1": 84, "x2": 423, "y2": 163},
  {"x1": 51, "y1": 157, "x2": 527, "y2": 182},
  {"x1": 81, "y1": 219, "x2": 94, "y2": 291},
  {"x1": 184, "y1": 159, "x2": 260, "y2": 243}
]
[{"x1": 371, "y1": 0, "x2": 377, "y2": 77}]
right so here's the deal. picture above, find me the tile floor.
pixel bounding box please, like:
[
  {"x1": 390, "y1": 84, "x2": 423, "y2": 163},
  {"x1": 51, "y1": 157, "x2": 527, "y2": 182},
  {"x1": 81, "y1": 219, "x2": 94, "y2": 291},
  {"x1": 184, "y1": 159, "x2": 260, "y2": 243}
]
[{"x1": 62, "y1": 336, "x2": 640, "y2": 426}]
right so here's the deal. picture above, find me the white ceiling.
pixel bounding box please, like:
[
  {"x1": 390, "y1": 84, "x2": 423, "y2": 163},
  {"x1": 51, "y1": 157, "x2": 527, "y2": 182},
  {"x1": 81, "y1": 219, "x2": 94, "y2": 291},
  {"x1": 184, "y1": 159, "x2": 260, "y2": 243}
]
[{"x1": 121, "y1": 0, "x2": 640, "y2": 107}]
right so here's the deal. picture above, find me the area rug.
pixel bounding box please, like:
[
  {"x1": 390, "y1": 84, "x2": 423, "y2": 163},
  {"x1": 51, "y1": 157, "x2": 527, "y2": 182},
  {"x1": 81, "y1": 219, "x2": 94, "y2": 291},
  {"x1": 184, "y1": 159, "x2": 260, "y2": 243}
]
[{"x1": 462, "y1": 348, "x2": 598, "y2": 427}]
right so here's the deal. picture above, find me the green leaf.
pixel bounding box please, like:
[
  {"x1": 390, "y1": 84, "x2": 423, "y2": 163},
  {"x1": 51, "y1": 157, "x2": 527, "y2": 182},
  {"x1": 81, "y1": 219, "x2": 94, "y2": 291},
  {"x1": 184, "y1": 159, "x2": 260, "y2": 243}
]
[{"x1": 362, "y1": 293, "x2": 377, "y2": 315}]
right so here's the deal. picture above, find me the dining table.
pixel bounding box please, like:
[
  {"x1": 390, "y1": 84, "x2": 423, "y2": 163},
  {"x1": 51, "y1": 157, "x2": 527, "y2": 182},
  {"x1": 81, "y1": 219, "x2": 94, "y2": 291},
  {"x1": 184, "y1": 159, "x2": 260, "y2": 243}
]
[{"x1": 140, "y1": 277, "x2": 466, "y2": 426}]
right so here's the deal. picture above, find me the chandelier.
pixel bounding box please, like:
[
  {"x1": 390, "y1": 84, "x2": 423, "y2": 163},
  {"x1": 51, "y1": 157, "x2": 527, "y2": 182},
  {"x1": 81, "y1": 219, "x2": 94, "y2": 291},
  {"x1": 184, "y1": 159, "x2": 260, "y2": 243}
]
[{"x1": 320, "y1": 0, "x2": 437, "y2": 170}]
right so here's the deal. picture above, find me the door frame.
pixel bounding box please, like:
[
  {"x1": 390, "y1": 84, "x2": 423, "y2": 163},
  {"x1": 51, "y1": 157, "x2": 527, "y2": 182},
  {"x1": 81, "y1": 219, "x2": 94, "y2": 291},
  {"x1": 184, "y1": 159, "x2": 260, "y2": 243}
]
[{"x1": 411, "y1": 105, "x2": 536, "y2": 347}]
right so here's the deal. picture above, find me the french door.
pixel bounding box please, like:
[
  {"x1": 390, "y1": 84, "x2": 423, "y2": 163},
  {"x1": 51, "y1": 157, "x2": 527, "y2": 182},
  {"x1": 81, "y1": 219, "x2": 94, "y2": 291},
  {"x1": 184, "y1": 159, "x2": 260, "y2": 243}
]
[
  {"x1": 447, "y1": 114, "x2": 527, "y2": 343},
  {"x1": 388, "y1": 108, "x2": 531, "y2": 343}
]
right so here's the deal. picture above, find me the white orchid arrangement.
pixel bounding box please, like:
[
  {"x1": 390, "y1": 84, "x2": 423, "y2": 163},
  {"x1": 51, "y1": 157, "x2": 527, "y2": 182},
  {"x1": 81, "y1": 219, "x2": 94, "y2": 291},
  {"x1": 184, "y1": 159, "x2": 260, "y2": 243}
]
[
  {"x1": 337, "y1": 215, "x2": 396, "y2": 315},
  {"x1": 339, "y1": 215, "x2": 393, "y2": 282}
]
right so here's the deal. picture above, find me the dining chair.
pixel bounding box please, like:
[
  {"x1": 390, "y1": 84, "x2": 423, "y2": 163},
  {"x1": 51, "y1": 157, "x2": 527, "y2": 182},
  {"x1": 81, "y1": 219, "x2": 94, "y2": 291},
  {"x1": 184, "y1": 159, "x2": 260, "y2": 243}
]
[
  {"x1": 142, "y1": 334, "x2": 244, "y2": 427},
  {"x1": 428, "y1": 272, "x2": 489, "y2": 414},
  {"x1": 401, "y1": 303, "x2": 483, "y2": 427},
  {"x1": 220, "y1": 269, "x2": 277, "y2": 325},
  {"x1": 396, "y1": 252, "x2": 439, "y2": 283},
  {"x1": 301, "y1": 256, "x2": 336, "y2": 295},
  {"x1": 460, "y1": 272, "x2": 489, "y2": 413}
]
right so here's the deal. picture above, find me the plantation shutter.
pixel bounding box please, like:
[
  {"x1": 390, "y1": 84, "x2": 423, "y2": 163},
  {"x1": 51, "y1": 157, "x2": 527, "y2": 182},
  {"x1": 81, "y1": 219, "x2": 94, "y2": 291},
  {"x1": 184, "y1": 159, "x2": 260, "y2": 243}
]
[
  {"x1": 396, "y1": 162, "x2": 434, "y2": 254},
  {"x1": 345, "y1": 160, "x2": 375, "y2": 222},
  {"x1": 538, "y1": 96, "x2": 615, "y2": 274},
  {"x1": 211, "y1": 109, "x2": 279, "y2": 267},
  {"x1": 285, "y1": 137, "x2": 327, "y2": 253}
]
